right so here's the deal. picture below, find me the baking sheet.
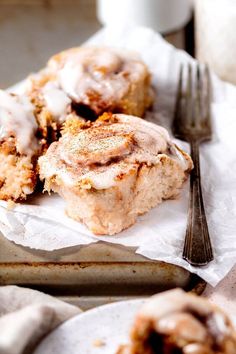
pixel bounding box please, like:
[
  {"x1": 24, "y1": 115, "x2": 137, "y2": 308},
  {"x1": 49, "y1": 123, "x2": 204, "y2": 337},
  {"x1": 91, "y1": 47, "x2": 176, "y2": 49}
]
[
  {"x1": 0, "y1": 26, "x2": 236, "y2": 287},
  {"x1": 0, "y1": 234, "x2": 205, "y2": 310}
]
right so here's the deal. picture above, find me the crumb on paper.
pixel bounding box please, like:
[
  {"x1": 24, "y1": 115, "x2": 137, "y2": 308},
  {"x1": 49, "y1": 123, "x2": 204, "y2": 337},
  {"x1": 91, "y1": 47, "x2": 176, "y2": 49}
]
[
  {"x1": 93, "y1": 339, "x2": 106, "y2": 347},
  {"x1": 7, "y1": 200, "x2": 16, "y2": 210}
]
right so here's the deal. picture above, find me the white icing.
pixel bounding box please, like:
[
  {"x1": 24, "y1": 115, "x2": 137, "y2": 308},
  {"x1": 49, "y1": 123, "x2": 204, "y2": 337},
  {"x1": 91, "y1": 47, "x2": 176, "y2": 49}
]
[
  {"x1": 139, "y1": 289, "x2": 210, "y2": 319},
  {"x1": 38, "y1": 147, "x2": 75, "y2": 187},
  {"x1": 42, "y1": 82, "x2": 71, "y2": 123},
  {"x1": 115, "y1": 114, "x2": 170, "y2": 157},
  {"x1": 39, "y1": 153, "x2": 130, "y2": 190},
  {"x1": 183, "y1": 343, "x2": 208, "y2": 354},
  {"x1": 0, "y1": 90, "x2": 39, "y2": 156},
  {"x1": 39, "y1": 114, "x2": 190, "y2": 190},
  {"x1": 170, "y1": 144, "x2": 190, "y2": 170},
  {"x1": 80, "y1": 163, "x2": 131, "y2": 190},
  {"x1": 56, "y1": 47, "x2": 146, "y2": 111},
  {"x1": 213, "y1": 312, "x2": 229, "y2": 335},
  {"x1": 157, "y1": 313, "x2": 207, "y2": 342}
]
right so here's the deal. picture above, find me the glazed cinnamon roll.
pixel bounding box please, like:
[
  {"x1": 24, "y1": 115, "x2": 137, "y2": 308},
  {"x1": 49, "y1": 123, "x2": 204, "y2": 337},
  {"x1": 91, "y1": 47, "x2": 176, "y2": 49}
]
[
  {"x1": 117, "y1": 289, "x2": 236, "y2": 354},
  {"x1": 48, "y1": 46, "x2": 152, "y2": 117},
  {"x1": 0, "y1": 90, "x2": 43, "y2": 201},
  {"x1": 39, "y1": 113, "x2": 192, "y2": 235},
  {"x1": 27, "y1": 46, "x2": 152, "y2": 140}
]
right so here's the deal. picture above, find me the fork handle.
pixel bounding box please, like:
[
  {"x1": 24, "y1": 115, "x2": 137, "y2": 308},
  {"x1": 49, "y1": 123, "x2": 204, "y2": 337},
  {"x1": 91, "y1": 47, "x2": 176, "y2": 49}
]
[{"x1": 183, "y1": 140, "x2": 214, "y2": 266}]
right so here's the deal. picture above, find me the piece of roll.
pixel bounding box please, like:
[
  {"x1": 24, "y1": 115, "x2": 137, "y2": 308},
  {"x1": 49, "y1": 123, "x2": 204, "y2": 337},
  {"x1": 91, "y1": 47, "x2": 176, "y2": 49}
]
[
  {"x1": 117, "y1": 289, "x2": 236, "y2": 354},
  {"x1": 39, "y1": 113, "x2": 193, "y2": 235},
  {"x1": 0, "y1": 90, "x2": 43, "y2": 201},
  {"x1": 27, "y1": 46, "x2": 153, "y2": 140},
  {"x1": 27, "y1": 70, "x2": 76, "y2": 142}
]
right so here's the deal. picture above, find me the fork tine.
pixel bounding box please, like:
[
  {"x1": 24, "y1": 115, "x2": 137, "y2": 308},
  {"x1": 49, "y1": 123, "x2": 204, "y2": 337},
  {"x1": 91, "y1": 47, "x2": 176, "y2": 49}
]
[
  {"x1": 203, "y1": 65, "x2": 212, "y2": 132},
  {"x1": 173, "y1": 64, "x2": 184, "y2": 137},
  {"x1": 186, "y1": 63, "x2": 193, "y2": 127},
  {"x1": 173, "y1": 62, "x2": 212, "y2": 142},
  {"x1": 194, "y1": 64, "x2": 201, "y2": 128},
  {"x1": 174, "y1": 64, "x2": 183, "y2": 120}
]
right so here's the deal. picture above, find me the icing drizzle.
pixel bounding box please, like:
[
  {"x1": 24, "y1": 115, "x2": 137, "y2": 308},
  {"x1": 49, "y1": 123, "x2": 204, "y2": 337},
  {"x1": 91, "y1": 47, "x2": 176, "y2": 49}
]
[{"x1": 0, "y1": 90, "x2": 39, "y2": 156}]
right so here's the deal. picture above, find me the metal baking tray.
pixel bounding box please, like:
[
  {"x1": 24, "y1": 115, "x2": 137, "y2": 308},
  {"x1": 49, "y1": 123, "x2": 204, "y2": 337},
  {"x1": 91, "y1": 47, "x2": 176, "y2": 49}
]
[
  {"x1": 0, "y1": 233, "x2": 206, "y2": 310},
  {"x1": 0, "y1": 2, "x2": 205, "y2": 311}
]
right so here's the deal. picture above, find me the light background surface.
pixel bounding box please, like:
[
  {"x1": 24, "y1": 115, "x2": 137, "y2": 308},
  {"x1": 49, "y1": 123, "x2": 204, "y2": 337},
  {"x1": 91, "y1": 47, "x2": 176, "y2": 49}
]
[{"x1": 0, "y1": 0, "x2": 100, "y2": 87}]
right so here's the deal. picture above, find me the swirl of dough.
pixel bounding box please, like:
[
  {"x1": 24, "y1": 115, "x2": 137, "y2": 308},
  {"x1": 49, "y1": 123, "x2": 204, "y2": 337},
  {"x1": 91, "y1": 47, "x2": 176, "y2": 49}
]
[{"x1": 39, "y1": 113, "x2": 182, "y2": 190}]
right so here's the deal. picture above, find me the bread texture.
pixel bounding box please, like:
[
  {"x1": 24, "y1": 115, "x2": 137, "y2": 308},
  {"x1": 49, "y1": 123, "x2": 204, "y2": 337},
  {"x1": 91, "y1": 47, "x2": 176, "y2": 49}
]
[
  {"x1": 39, "y1": 113, "x2": 193, "y2": 235},
  {"x1": 117, "y1": 289, "x2": 236, "y2": 354},
  {"x1": 0, "y1": 91, "x2": 42, "y2": 201},
  {"x1": 0, "y1": 149, "x2": 37, "y2": 201}
]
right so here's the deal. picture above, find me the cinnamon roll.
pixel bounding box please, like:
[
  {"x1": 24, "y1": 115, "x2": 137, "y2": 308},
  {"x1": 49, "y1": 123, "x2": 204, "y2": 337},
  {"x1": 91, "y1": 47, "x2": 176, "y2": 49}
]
[
  {"x1": 117, "y1": 289, "x2": 236, "y2": 354},
  {"x1": 39, "y1": 113, "x2": 193, "y2": 235},
  {"x1": 0, "y1": 90, "x2": 43, "y2": 201},
  {"x1": 27, "y1": 46, "x2": 152, "y2": 140}
]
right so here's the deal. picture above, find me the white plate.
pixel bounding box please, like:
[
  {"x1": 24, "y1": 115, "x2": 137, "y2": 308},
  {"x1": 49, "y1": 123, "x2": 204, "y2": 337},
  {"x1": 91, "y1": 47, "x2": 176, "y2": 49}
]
[
  {"x1": 33, "y1": 298, "x2": 236, "y2": 354},
  {"x1": 34, "y1": 299, "x2": 145, "y2": 354}
]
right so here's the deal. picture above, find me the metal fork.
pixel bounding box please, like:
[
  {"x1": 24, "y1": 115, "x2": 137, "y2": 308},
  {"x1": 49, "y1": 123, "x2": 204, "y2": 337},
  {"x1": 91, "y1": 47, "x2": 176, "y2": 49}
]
[{"x1": 172, "y1": 63, "x2": 214, "y2": 266}]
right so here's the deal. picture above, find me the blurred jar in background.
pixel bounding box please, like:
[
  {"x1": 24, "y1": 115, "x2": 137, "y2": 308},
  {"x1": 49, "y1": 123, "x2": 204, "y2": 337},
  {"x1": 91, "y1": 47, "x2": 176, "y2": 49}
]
[
  {"x1": 97, "y1": 0, "x2": 192, "y2": 34},
  {"x1": 195, "y1": 0, "x2": 236, "y2": 85}
]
